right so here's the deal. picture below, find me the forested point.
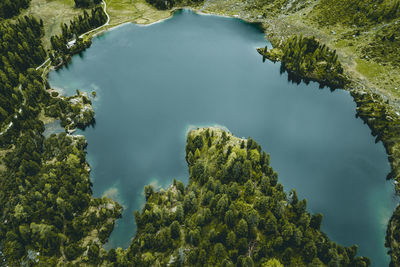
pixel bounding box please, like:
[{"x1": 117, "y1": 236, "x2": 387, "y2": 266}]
[
  {"x1": 0, "y1": 0, "x2": 399, "y2": 265},
  {"x1": 118, "y1": 128, "x2": 370, "y2": 266},
  {"x1": 45, "y1": 90, "x2": 95, "y2": 133},
  {"x1": 258, "y1": 35, "x2": 348, "y2": 89},
  {"x1": 50, "y1": 6, "x2": 108, "y2": 67},
  {"x1": 0, "y1": 0, "x2": 31, "y2": 19},
  {"x1": 257, "y1": 32, "x2": 400, "y2": 266}
]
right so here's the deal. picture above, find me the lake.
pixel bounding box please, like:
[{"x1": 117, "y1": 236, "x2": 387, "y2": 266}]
[{"x1": 48, "y1": 9, "x2": 398, "y2": 266}]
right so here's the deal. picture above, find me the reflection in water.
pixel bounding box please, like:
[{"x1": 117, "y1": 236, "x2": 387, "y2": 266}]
[{"x1": 49, "y1": 10, "x2": 397, "y2": 266}]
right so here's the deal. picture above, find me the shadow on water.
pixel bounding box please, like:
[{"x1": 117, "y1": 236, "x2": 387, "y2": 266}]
[
  {"x1": 277, "y1": 62, "x2": 337, "y2": 91},
  {"x1": 48, "y1": 9, "x2": 397, "y2": 266}
]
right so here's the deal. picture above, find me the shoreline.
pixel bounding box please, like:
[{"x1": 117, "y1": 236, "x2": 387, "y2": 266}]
[
  {"x1": 43, "y1": 1, "x2": 400, "y2": 196},
  {"x1": 45, "y1": 2, "x2": 400, "y2": 199},
  {"x1": 41, "y1": 5, "x2": 400, "y2": 264}
]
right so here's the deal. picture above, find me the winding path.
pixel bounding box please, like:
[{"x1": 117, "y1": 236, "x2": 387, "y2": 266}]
[
  {"x1": 79, "y1": 0, "x2": 110, "y2": 39},
  {"x1": 35, "y1": 0, "x2": 110, "y2": 72},
  {"x1": 35, "y1": 58, "x2": 50, "y2": 71}
]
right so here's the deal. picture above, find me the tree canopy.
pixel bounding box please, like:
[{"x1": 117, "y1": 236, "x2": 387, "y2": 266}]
[
  {"x1": 0, "y1": 0, "x2": 30, "y2": 19},
  {"x1": 74, "y1": 0, "x2": 102, "y2": 8},
  {"x1": 120, "y1": 128, "x2": 370, "y2": 266}
]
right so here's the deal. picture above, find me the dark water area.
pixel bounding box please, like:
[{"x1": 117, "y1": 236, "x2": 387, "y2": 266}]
[{"x1": 48, "y1": 9, "x2": 398, "y2": 266}]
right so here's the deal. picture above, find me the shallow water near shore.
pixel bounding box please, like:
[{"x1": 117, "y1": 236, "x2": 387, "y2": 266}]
[{"x1": 48, "y1": 9, "x2": 398, "y2": 265}]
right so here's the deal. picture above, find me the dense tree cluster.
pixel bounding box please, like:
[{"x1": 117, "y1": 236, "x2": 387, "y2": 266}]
[
  {"x1": 0, "y1": 9, "x2": 120, "y2": 265},
  {"x1": 45, "y1": 90, "x2": 95, "y2": 132},
  {"x1": 311, "y1": 0, "x2": 400, "y2": 26},
  {"x1": 119, "y1": 128, "x2": 370, "y2": 266},
  {"x1": 0, "y1": 69, "x2": 48, "y2": 147},
  {"x1": 74, "y1": 0, "x2": 102, "y2": 8},
  {"x1": 0, "y1": 0, "x2": 30, "y2": 19},
  {"x1": 0, "y1": 132, "x2": 122, "y2": 265},
  {"x1": 280, "y1": 35, "x2": 347, "y2": 88},
  {"x1": 50, "y1": 7, "x2": 107, "y2": 66},
  {"x1": 0, "y1": 17, "x2": 46, "y2": 135},
  {"x1": 146, "y1": 0, "x2": 204, "y2": 10},
  {"x1": 0, "y1": 0, "x2": 398, "y2": 265},
  {"x1": 260, "y1": 35, "x2": 348, "y2": 89},
  {"x1": 0, "y1": 17, "x2": 48, "y2": 152}
]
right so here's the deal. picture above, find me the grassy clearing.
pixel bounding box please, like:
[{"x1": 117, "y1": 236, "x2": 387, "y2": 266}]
[
  {"x1": 355, "y1": 58, "x2": 386, "y2": 81},
  {"x1": 18, "y1": 0, "x2": 87, "y2": 49},
  {"x1": 106, "y1": 0, "x2": 172, "y2": 26}
]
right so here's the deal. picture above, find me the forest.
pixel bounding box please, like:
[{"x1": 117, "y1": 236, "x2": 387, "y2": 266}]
[
  {"x1": 259, "y1": 35, "x2": 348, "y2": 89},
  {"x1": 50, "y1": 6, "x2": 108, "y2": 67},
  {"x1": 0, "y1": 0, "x2": 399, "y2": 265},
  {"x1": 0, "y1": 0, "x2": 30, "y2": 19},
  {"x1": 0, "y1": 16, "x2": 46, "y2": 145},
  {"x1": 0, "y1": 132, "x2": 122, "y2": 265},
  {"x1": 0, "y1": 5, "x2": 120, "y2": 265},
  {"x1": 113, "y1": 128, "x2": 371, "y2": 266},
  {"x1": 45, "y1": 90, "x2": 95, "y2": 132}
]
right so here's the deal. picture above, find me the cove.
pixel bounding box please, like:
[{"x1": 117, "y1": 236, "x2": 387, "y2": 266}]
[{"x1": 48, "y1": 9, "x2": 398, "y2": 266}]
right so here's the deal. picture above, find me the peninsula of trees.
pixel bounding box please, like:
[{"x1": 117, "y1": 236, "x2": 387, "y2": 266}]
[
  {"x1": 125, "y1": 128, "x2": 370, "y2": 266},
  {"x1": 0, "y1": 0, "x2": 400, "y2": 265},
  {"x1": 257, "y1": 36, "x2": 348, "y2": 89}
]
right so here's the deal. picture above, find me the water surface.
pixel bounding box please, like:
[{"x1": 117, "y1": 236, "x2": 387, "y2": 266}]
[{"x1": 48, "y1": 10, "x2": 397, "y2": 266}]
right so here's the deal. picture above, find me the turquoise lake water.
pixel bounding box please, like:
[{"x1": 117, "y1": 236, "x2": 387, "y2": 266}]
[{"x1": 48, "y1": 9, "x2": 398, "y2": 266}]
